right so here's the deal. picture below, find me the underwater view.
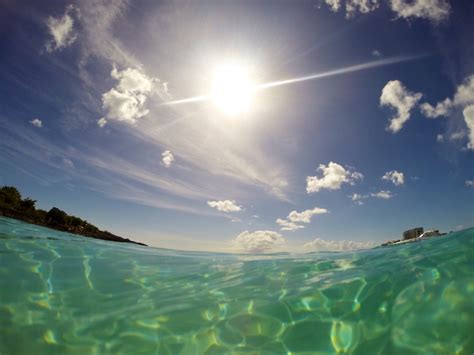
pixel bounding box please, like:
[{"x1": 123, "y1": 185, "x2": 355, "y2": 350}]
[{"x1": 1, "y1": 216, "x2": 473, "y2": 354}]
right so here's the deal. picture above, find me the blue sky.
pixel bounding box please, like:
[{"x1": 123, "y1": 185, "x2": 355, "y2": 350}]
[{"x1": 0, "y1": 0, "x2": 473, "y2": 252}]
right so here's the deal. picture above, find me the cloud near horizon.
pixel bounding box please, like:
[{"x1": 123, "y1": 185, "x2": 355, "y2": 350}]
[
  {"x1": 303, "y1": 237, "x2": 376, "y2": 252},
  {"x1": 232, "y1": 230, "x2": 285, "y2": 253},
  {"x1": 306, "y1": 162, "x2": 363, "y2": 193},
  {"x1": 207, "y1": 200, "x2": 242, "y2": 212}
]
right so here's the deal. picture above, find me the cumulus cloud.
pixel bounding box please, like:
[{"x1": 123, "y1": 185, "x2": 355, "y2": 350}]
[
  {"x1": 419, "y1": 98, "x2": 452, "y2": 118},
  {"x1": 436, "y1": 134, "x2": 444, "y2": 143},
  {"x1": 420, "y1": 75, "x2": 474, "y2": 119},
  {"x1": 465, "y1": 180, "x2": 474, "y2": 187},
  {"x1": 380, "y1": 80, "x2": 423, "y2": 133},
  {"x1": 30, "y1": 118, "x2": 42, "y2": 128},
  {"x1": 322, "y1": 0, "x2": 379, "y2": 17},
  {"x1": 161, "y1": 150, "x2": 174, "y2": 167},
  {"x1": 306, "y1": 162, "x2": 363, "y2": 193},
  {"x1": 382, "y1": 170, "x2": 405, "y2": 186},
  {"x1": 45, "y1": 5, "x2": 79, "y2": 52},
  {"x1": 232, "y1": 230, "x2": 285, "y2": 253},
  {"x1": 371, "y1": 190, "x2": 394, "y2": 199},
  {"x1": 102, "y1": 66, "x2": 155, "y2": 124},
  {"x1": 207, "y1": 200, "x2": 242, "y2": 212},
  {"x1": 276, "y1": 218, "x2": 304, "y2": 231},
  {"x1": 389, "y1": 0, "x2": 450, "y2": 23},
  {"x1": 97, "y1": 117, "x2": 107, "y2": 128},
  {"x1": 464, "y1": 105, "x2": 474, "y2": 150},
  {"x1": 321, "y1": 0, "x2": 450, "y2": 22},
  {"x1": 420, "y1": 76, "x2": 474, "y2": 150},
  {"x1": 303, "y1": 237, "x2": 375, "y2": 252},
  {"x1": 277, "y1": 207, "x2": 328, "y2": 231}
]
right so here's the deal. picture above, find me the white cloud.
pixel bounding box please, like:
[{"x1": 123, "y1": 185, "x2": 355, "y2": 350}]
[
  {"x1": 449, "y1": 131, "x2": 466, "y2": 141},
  {"x1": 288, "y1": 207, "x2": 328, "y2": 223},
  {"x1": 420, "y1": 75, "x2": 474, "y2": 118},
  {"x1": 102, "y1": 66, "x2": 155, "y2": 124},
  {"x1": 419, "y1": 76, "x2": 474, "y2": 150},
  {"x1": 303, "y1": 238, "x2": 375, "y2": 252},
  {"x1": 232, "y1": 230, "x2": 285, "y2": 253},
  {"x1": 419, "y1": 98, "x2": 452, "y2": 118},
  {"x1": 389, "y1": 0, "x2": 450, "y2": 23},
  {"x1": 45, "y1": 5, "x2": 79, "y2": 52},
  {"x1": 277, "y1": 207, "x2": 328, "y2": 231},
  {"x1": 463, "y1": 105, "x2": 474, "y2": 150},
  {"x1": 371, "y1": 190, "x2": 394, "y2": 199},
  {"x1": 345, "y1": 0, "x2": 379, "y2": 16},
  {"x1": 97, "y1": 117, "x2": 107, "y2": 128},
  {"x1": 30, "y1": 118, "x2": 42, "y2": 128},
  {"x1": 380, "y1": 80, "x2": 422, "y2": 133},
  {"x1": 322, "y1": 0, "x2": 379, "y2": 17},
  {"x1": 161, "y1": 150, "x2": 174, "y2": 167},
  {"x1": 306, "y1": 162, "x2": 363, "y2": 193},
  {"x1": 323, "y1": 0, "x2": 342, "y2": 11},
  {"x1": 350, "y1": 193, "x2": 368, "y2": 205},
  {"x1": 465, "y1": 180, "x2": 474, "y2": 187},
  {"x1": 322, "y1": 0, "x2": 449, "y2": 22},
  {"x1": 382, "y1": 170, "x2": 405, "y2": 186},
  {"x1": 276, "y1": 219, "x2": 305, "y2": 231},
  {"x1": 372, "y1": 49, "x2": 382, "y2": 57},
  {"x1": 207, "y1": 200, "x2": 242, "y2": 212},
  {"x1": 436, "y1": 134, "x2": 444, "y2": 143}
]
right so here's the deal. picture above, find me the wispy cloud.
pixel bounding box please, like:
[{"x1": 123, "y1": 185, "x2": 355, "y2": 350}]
[
  {"x1": 371, "y1": 190, "x2": 394, "y2": 199},
  {"x1": 45, "y1": 4, "x2": 80, "y2": 52}
]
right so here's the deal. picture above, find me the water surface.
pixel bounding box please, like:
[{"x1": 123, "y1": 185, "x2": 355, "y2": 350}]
[{"x1": 0, "y1": 216, "x2": 473, "y2": 354}]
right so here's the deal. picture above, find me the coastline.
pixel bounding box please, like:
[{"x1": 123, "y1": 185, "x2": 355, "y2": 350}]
[
  {"x1": 0, "y1": 185, "x2": 146, "y2": 246},
  {"x1": 0, "y1": 212, "x2": 147, "y2": 246}
]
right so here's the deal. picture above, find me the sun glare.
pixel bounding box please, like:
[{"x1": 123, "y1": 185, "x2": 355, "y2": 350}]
[{"x1": 211, "y1": 64, "x2": 255, "y2": 115}]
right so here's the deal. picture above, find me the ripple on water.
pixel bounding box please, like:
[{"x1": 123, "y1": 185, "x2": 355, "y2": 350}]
[{"x1": 0, "y1": 217, "x2": 473, "y2": 354}]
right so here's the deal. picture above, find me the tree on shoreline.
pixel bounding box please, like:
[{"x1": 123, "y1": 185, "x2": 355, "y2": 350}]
[{"x1": 0, "y1": 185, "x2": 146, "y2": 246}]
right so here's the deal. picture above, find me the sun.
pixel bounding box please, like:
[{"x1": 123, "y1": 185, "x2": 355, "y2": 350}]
[{"x1": 211, "y1": 64, "x2": 255, "y2": 115}]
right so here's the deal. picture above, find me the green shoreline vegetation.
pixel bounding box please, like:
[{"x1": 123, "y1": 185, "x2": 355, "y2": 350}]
[{"x1": 0, "y1": 186, "x2": 146, "y2": 246}]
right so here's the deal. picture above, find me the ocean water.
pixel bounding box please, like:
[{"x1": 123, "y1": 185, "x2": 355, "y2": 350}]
[{"x1": 0, "y1": 216, "x2": 473, "y2": 354}]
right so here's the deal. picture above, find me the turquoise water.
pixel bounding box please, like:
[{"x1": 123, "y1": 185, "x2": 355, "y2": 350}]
[{"x1": 0, "y1": 216, "x2": 473, "y2": 354}]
